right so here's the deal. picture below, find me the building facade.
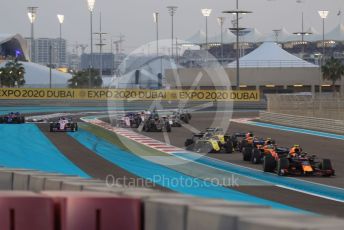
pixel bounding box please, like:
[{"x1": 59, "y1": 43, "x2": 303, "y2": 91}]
[
  {"x1": 32, "y1": 38, "x2": 67, "y2": 67},
  {"x1": 80, "y1": 53, "x2": 115, "y2": 75}
]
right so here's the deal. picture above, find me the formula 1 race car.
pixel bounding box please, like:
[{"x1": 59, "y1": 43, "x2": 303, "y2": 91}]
[
  {"x1": 262, "y1": 148, "x2": 335, "y2": 177},
  {"x1": 229, "y1": 132, "x2": 247, "y2": 151},
  {"x1": 0, "y1": 112, "x2": 25, "y2": 124},
  {"x1": 113, "y1": 112, "x2": 142, "y2": 128},
  {"x1": 249, "y1": 144, "x2": 289, "y2": 164},
  {"x1": 167, "y1": 109, "x2": 192, "y2": 127},
  {"x1": 49, "y1": 117, "x2": 78, "y2": 132},
  {"x1": 184, "y1": 128, "x2": 233, "y2": 153},
  {"x1": 141, "y1": 112, "x2": 171, "y2": 132}
]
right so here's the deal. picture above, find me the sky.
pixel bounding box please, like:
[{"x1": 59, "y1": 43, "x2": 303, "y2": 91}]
[{"x1": 0, "y1": 0, "x2": 343, "y2": 53}]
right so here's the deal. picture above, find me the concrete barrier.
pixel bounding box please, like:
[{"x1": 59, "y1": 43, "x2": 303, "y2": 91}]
[
  {"x1": 0, "y1": 169, "x2": 41, "y2": 190},
  {"x1": 42, "y1": 191, "x2": 142, "y2": 230},
  {"x1": 61, "y1": 180, "x2": 106, "y2": 191},
  {"x1": 238, "y1": 216, "x2": 344, "y2": 230},
  {"x1": 259, "y1": 111, "x2": 344, "y2": 134},
  {"x1": 0, "y1": 191, "x2": 54, "y2": 230},
  {"x1": 44, "y1": 178, "x2": 102, "y2": 191},
  {"x1": 84, "y1": 185, "x2": 155, "y2": 195},
  {"x1": 29, "y1": 174, "x2": 79, "y2": 192},
  {"x1": 144, "y1": 197, "x2": 268, "y2": 230},
  {"x1": 186, "y1": 206, "x2": 308, "y2": 230}
]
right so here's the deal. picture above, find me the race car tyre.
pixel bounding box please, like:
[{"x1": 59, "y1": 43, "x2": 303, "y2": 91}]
[
  {"x1": 251, "y1": 148, "x2": 261, "y2": 164},
  {"x1": 224, "y1": 141, "x2": 233, "y2": 153},
  {"x1": 277, "y1": 158, "x2": 289, "y2": 176},
  {"x1": 203, "y1": 142, "x2": 213, "y2": 153},
  {"x1": 321, "y1": 159, "x2": 333, "y2": 170},
  {"x1": 20, "y1": 116, "x2": 25, "y2": 123},
  {"x1": 165, "y1": 123, "x2": 171, "y2": 132},
  {"x1": 240, "y1": 140, "x2": 249, "y2": 152},
  {"x1": 183, "y1": 116, "x2": 189, "y2": 124},
  {"x1": 185, "y1": 138, "x2": 194, "y2": 148},
  {"x1": 242, "y1": 147, "x2": 252, "y2": 161},
  {"x1": 0, "y1": 117, "x2": 3, "y2": 123},
  {"x1": 263, "y1": 155, "x2": 276, "y2": 172}
]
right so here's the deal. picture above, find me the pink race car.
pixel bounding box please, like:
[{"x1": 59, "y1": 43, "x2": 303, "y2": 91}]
[{"x1": 49, "y1": 117, "x2": 78, "y2": 132}]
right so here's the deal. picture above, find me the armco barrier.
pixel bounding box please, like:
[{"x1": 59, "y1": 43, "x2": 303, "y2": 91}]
[
  {"x1": 259, "y1": 111, "x2": 344, "y2": 134},
  {"x1": 0, "y1": 192, "x2": 54, "y2": 230},
  {"x1": 42, "y1": 191, "x2": 142, "y2": 230}
]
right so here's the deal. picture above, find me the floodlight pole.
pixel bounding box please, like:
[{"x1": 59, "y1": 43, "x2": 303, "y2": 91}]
[
  {"x1": 318, "y1": 10, "x2": 329, "y2": 65},
  {"x1": 293, "y1": 12, "x2": 312, "y2": 59},
  {"x1": 27, "y1": 7, "x2": 38, "y2": 62},
  {"x1": 153, "y1": 12, "x2": 159, "y2": 57},
  {"x1": 223, "y1": 3, "x2": 252, "y2": 90},
  {"x1": 167, "y1": 6, "x2": 177, "y2": 58},
  {"x1": 94, "y1": 12, "x2": 107, "y2": 80},
  {"x1": 57, "y1": 14, "x2": 65, "y2": 67},
  {"x1": 87, "y1": 0, "x2": 96, "y2": 88},
  {"x1": 217, "y1": 17, "x2": 225, "y2": 64}
]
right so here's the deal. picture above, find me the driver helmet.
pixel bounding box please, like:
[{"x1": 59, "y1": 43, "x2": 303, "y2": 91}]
[{"x1": 246, "y1": 132, "x2": 254, "y2": 138}]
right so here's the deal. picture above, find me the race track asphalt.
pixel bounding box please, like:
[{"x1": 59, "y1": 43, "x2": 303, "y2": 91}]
[
  {"x1": 35, "y1": 111, "x2": 344, "y2": 217},
  {"x1": 36, "y1": 123, "x2": 168, "y2": 191},
  {"x1": 130, "y1": 111, "x2": 344, "y2": 188},
  {"x1": 116, "y1": 111, "x2": 344, "y2": 217}
]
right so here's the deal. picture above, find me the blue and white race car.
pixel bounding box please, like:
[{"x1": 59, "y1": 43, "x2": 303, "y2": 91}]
[{"x1": 0, "y1": 112, "x2": 25, "y2": 124}]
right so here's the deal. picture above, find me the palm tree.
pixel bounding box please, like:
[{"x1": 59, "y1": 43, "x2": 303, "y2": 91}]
[
  {"x1": 321, "y1": 57, "x2": 344, "y2": 94},
  {"x1": 68, "y1": 69, "x2": 102, "y2": 88},
  {"x1": 0, "y1": 60, "x2": 25, "y2": 87}
]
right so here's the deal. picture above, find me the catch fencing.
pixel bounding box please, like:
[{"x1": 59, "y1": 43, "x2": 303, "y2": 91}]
[
  {"x1": 266, "y1": 93, "x2": 344, "y2": 121},
  {"x1": 260, "y1": 111, "x2": 344, "y2": 134}
]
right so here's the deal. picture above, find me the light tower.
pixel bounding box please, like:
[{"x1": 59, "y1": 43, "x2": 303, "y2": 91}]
[
  {"x1": 87, "y1": 0, "x2": 96, "y2": 87},
  {"x1": 167, "y1": 6, "x2": 178, "y2": 58},
  {"x1": 27, "y1": 7, "x2": 38, "y2": 62},
  {"x1": 57, "y1": 14, "x2": 65, "y2": 67}
]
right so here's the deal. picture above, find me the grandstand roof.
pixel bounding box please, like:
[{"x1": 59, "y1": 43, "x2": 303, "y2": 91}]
[{"x1": 227, "y1": 42, "x2": 318, "y2": 68}]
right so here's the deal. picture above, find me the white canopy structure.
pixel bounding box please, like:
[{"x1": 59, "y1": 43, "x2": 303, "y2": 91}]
[
  {"x1": 227, "y1": 42, "x2": 318, "y2": 68},
  {"x1": 264, "y1": 28, "x2": 293, "y2": 43},
  {"x1": 323, "y1": 23, "x2": 344, "y2": 41},
  {"x1": 0, "y1": 61, "x2": 71, "y2": 87},
  {"x1": 185, "y1": 30, "x2": 206, "y2": 45},
  {"x1": 209, "y1": 30, "x2": 236, "y2": 44},
  {"x1": 241, "y1": 28, "x2": 265, "y2": 43}
]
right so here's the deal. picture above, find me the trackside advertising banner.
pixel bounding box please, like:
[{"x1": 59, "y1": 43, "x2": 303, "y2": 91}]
[{"x1": 0, "y1": 88, "x2": 260, "y2": 101}]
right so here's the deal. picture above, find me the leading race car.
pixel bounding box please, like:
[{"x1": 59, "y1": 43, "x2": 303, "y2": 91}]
[
  {"x1": 184, "y1": 128, "x2": 233, "y2": 153},
  {"x1": 113, "y1": 112, "x2": 142, "y2": 128},
  {"x1": 50, "y1": 117, "x2": 78, "y2": 132},
  {"x1": 262, "y1": 145, "x2": 335, "y2": 177},
  {"x1": 0, "y1": 112, "x2": 25, "y2": 124},
  {"x1": 167, "y1": 109, "x2": 192, "y2": 127}
]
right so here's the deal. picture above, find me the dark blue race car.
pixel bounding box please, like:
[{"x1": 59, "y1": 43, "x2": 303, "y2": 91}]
[{"x1": 0, "y1": 112, "x2": 25, "y2": 124}]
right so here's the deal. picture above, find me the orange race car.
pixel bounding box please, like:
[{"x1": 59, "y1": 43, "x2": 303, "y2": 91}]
[{"x1": 262, "y1": 145, "x2": 335, "y2": 177}]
